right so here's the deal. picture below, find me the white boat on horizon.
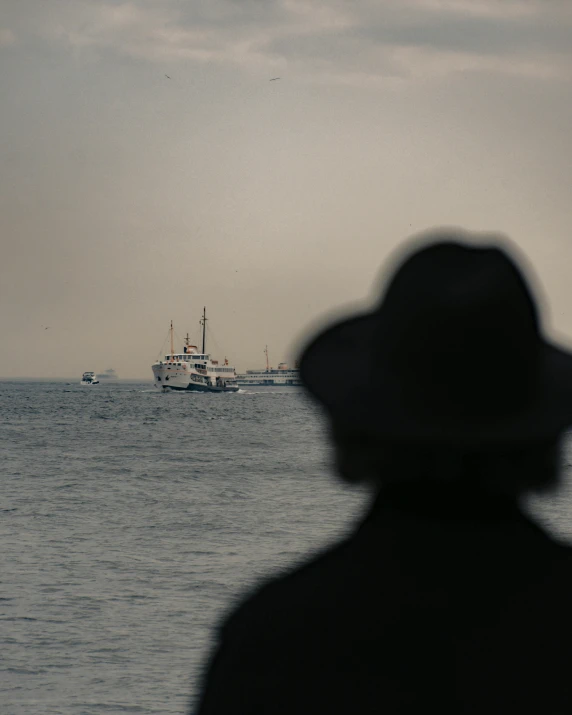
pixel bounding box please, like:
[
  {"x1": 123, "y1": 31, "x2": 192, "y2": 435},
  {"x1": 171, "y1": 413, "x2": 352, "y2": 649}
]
[
  {"x1": 152, "y1": 308, "x2": 239, "y2": 393},
  {"x1": 80, "y1": 371, "x2": 99, "y2": 385},
  {"x1": 235, "y1": 346, "x2": 301, "y2": 386}
]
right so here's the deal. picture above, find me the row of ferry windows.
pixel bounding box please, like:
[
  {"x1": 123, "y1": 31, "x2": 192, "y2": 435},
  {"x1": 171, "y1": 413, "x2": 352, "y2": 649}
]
[
  {"x1": 163, "y1": 358, "x2": 233, "y2": 373},
  {"x1": 165, "y1": 355, "x2": 207, "y2": 361}
]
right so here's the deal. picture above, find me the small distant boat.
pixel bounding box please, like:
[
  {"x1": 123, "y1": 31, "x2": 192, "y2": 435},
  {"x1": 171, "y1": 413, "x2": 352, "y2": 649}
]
[
  {"x1": 80, "y1": 371, "x2": 99, "y2": 385},
  {"x1": 98, "y1": 368, "x2": 118, "y2": 381},
  {"x1": 152, "y1": 308, "x2": 239, "y2": 393}
]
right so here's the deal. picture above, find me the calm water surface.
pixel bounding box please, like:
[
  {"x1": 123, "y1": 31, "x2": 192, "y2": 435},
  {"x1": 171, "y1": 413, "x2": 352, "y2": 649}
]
[
  {"x1": 3, "y1": 380, "x2": 572, "y2": 714},
  {"x1": 2, "y1": 381, "x2": 369, "y2": 714}
]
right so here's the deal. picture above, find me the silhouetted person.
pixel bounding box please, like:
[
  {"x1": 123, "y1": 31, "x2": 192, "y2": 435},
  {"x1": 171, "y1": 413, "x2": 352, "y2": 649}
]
[{"x1": 193, "y1": 229, "x2": 572, "y2": 714}]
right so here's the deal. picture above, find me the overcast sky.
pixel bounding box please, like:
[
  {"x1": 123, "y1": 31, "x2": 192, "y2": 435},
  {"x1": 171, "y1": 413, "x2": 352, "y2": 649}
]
[{"x1": 1, "y1": 0, "x2": 572, "y2": 378}]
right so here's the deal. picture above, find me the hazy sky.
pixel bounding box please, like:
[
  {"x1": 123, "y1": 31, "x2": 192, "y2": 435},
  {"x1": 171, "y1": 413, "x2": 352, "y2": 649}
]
[{"x1": 2, "y1": 0, "x2": 572, "y2": 378}]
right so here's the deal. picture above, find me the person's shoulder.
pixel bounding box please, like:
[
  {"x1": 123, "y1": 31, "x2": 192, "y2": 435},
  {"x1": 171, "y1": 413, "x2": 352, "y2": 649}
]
[
  {"x1": 543, "y1": 529, "x2": 572, "y2": 568},
  {"x1": 520, "y1": 518, "x2": 572, "y2": 597},
  {"x1": 219, "y1": 533, "x2": 358, "y2": 640}
]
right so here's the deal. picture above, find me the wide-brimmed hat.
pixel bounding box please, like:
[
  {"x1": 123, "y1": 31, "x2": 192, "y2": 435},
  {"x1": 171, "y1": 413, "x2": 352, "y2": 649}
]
[{"x1": 299, "y1": 229, "x2": 572, "y2": 447}]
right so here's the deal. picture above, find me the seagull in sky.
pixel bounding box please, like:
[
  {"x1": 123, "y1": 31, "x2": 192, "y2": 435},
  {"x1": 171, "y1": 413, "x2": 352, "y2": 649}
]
[
  {"x1": 269, "y1": 77, "x2": 280, "y2": 81},
  {"x1": 165, "y1": 74, "x2": 171, "y2": 79}
]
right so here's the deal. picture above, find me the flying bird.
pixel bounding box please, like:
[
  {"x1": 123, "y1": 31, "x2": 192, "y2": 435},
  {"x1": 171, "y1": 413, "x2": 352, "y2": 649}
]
[
  {"x1": 269, "y1": 77, "x2": 280, "y2": 81},
  {"x1": 165, "y1": 74, "x2": 171, "y2": 79}
]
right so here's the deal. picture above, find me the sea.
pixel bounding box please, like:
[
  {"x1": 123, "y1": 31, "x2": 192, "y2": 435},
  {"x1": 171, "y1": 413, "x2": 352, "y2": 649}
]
[
  {"x1": 3, "y1": 380, "x2": 572, "y2": 715},
  {"x1": 1, "y1": 381, "x2": 369, "y2": 715}
]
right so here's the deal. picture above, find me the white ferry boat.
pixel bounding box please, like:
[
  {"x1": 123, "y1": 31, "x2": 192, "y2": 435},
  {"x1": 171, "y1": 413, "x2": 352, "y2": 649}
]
[
  {"x1": 80, "y1": 371, "x2": 99, "y2": 385},
  {"x1": 235, "y1": 347, "x2": 301, "y2": 386},
  {"x1": 152, "y1": 308, "x2": 239, "y2": 393}
]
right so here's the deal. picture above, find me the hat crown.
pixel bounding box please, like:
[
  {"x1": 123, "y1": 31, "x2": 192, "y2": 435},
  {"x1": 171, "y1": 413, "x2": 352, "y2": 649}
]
[{"x1": 377, "y1": 242, "x2": 541, "y2": 417}]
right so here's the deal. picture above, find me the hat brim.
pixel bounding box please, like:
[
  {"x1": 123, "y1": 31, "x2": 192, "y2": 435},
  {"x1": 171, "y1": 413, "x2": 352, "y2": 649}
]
[{"x1": 299, "y1": 311, "x2": 572, "y2": 448}]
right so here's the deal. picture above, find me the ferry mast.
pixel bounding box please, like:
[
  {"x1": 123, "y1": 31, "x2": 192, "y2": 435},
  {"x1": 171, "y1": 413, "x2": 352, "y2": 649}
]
[{"x1": 200, "y1": 307, "x2": 207, "y2": 354}]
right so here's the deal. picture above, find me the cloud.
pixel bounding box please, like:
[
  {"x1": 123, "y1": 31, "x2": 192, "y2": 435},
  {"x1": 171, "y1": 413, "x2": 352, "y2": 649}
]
[
  {"x1": 10, "y1": 0, "x2": 572, "y2": 81},
  {"x1": 0, "y1": 28, "x2": 17, "y2": 46}
]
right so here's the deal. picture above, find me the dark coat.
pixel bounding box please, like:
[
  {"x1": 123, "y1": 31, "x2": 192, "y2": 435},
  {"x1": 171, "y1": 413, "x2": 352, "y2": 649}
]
[{"x1": 194, "y1": 484, "x2": 572, "y2": 714}]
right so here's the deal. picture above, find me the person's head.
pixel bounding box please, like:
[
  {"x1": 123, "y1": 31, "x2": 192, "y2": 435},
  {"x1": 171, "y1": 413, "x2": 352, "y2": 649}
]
[{"x1": 299, "y1": 228, "x2": 572, "y2": 495}]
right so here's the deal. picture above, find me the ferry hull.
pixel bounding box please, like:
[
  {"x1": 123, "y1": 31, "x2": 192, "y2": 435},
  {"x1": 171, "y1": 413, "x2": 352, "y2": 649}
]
[
  {"x1": 160, "y1": 383, "x2": 239, "y2": 393},
  {"x1": 152, "y1": 365, "x2": 239, "y2": 393}
]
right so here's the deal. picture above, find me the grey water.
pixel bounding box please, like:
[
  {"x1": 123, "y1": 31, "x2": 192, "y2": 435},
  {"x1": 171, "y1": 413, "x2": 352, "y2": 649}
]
[
  {"x1": 1, "y1": 381, "x2": 369, "y2": 714},
  {"x1": 3, "y1": 381, "x2": 572, "y2": 714}
]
